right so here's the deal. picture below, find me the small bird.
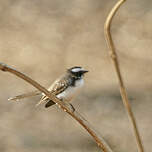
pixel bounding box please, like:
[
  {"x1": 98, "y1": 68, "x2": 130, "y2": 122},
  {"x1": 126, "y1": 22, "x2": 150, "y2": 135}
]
[
  {"x1": 37, "y1": 66, "x2": 88, "y2": 108},
  {"x1": 9, "y1": 66, "x2": 88, "y2": 109}
]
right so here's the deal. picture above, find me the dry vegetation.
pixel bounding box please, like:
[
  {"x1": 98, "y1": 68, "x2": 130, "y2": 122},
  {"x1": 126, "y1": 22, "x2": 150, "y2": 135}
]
[{"x1": 0, "y1": 0, "x2": 152, "y2": 152}]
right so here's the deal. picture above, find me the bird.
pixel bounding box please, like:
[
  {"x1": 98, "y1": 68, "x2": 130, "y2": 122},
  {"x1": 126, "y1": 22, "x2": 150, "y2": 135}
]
[
  {"x1": 8, "y1": 66, "x2": 88, "y2": 109},
  {"x1": 37, "y1": 66, "x2": 88, "y2": 108}
]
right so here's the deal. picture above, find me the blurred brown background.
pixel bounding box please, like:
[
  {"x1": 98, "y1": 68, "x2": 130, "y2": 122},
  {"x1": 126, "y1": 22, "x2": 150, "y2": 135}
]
[{"x1": 0, "y1": 0, "x2": 152, "y2": 151}]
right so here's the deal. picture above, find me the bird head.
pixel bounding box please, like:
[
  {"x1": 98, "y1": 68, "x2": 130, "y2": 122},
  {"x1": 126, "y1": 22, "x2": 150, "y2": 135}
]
[{"x1": 67, "y1": 66, "x2": 88, "y2": 79}]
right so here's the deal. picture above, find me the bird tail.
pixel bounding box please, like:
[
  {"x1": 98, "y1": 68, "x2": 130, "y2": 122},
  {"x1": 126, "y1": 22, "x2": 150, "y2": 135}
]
[
  {"x1": 8, "y1": 90, "x2": 41, "y2": 101},
  {"x1": 9, "y1": 90, "x2": 55, "y2": 108}
]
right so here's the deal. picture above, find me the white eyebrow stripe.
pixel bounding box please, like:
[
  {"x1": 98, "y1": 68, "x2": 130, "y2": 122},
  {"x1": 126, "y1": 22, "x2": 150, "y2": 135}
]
[{"x1": 71, "y1": 68, "x2": 83, "y2": 72}]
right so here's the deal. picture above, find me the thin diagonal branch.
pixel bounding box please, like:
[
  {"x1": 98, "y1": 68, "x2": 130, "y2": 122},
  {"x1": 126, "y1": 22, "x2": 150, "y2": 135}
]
[
  {"x1": 0, "y1": 62, "x2": 113, "y2": 152},
  {"x1": 104, "y1": 0, "x2": 144, "y2": 152}
]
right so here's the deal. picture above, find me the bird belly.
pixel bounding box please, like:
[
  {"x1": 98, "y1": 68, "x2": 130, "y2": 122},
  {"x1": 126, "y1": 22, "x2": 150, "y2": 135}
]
[{"x1": 56, "y1": 79, "x2": 84, "y2": 102}]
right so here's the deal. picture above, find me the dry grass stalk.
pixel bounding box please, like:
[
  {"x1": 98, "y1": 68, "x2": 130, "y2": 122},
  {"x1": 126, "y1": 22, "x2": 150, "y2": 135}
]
[
  {"x1": 104, "y1": 0, "x2": 144, "y2": 152},
  {"x1": 0, "y1": 62, "x2": 113, "y2": 152}
]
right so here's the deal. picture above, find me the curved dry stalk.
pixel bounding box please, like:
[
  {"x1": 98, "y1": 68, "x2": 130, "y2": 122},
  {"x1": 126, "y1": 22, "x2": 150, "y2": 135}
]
[
  {"x1": 104, "y1": 0, "x2": 144, "y2": 152},
  {"x1": 0, "y1": 62, "x2": 113, "y2": 152}
]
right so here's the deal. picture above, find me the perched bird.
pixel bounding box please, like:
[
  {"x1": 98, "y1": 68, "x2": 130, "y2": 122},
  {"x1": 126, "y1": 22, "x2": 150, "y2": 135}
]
[
  {"x1": 9, "y1": 66, "x2": 88, "y2": 109},
  {"x1": 37, "y1": 66, "x2": 88, "y2": 108}
]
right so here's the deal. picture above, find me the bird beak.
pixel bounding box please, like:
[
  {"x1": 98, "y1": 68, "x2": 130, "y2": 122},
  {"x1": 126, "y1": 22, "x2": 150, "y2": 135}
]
[{"x1": 82, "y1": 70, "x2": 89, "y2": 74}]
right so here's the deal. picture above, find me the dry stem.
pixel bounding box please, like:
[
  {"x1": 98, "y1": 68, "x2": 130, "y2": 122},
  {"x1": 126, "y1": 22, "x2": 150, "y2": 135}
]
[
  {"x1": 0, "y1": 62, "x2": 113, "y2": 152},
  {"x1": 104, "y1": 0, "x2": 144, "y2": 152}
]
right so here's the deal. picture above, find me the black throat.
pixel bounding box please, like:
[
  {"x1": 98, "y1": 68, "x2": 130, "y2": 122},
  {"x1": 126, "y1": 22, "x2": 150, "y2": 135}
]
[{"x1": 69, "y1": 75, "x2": 81, "y2": 86}]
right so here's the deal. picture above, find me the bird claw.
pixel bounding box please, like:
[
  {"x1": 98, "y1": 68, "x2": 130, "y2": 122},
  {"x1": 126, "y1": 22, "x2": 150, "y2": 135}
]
[
  {"x1": 69, "y1": 103, "x2": 75, "y2": 112},
  {"x1": 57, "y1": 99, "x2": 75, "y2": 113}
]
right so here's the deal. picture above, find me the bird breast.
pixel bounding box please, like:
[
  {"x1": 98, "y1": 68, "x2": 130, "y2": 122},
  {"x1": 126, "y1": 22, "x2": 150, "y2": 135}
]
[{"x1": 56, "y1": 79, "x2": 84, "y2": 101}]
